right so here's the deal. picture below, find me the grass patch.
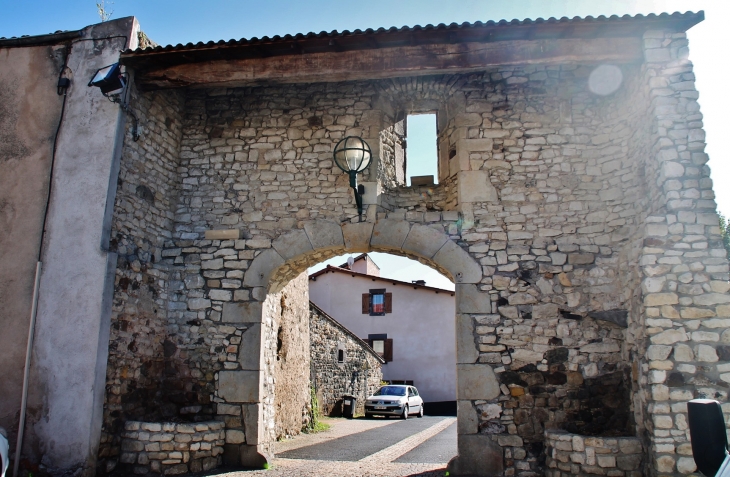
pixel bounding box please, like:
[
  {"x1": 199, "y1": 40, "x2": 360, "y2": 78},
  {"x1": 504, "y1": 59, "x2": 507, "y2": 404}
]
[{"x1": 302, "y1": 387, "x2": 331, "y2": 434}]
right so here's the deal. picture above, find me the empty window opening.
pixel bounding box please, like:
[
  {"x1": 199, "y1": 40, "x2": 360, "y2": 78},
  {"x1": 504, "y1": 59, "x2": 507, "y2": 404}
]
[
  {"x1": 406, "y1": 113, "x2": 438, "y2": 186},
  {"x1": 337, "y1": 348, "x2": 345, "y2": 363}
]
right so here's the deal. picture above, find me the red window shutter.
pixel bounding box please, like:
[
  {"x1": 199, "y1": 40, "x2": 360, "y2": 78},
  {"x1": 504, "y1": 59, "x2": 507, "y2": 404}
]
[
  {"x1": 384, "y1": 293, "x2": 393, "y2": 313},
  {"x1": 362, "y1": 294, "x2": 369, "y2": 314},
  {"x1": 384, "y1": 339, "x2": 393, "y2": 362}
]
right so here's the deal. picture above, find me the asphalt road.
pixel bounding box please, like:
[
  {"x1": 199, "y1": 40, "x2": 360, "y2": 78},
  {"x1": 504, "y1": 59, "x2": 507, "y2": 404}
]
[
  {"x1": 277, "y1": 416, "x2": 456, "y2": 463},
  {"x1": 394, "y1": 421, "x2": 457, "y2": 464}
]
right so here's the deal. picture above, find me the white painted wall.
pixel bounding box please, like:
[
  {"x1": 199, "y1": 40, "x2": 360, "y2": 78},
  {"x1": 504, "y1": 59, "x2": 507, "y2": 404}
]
[
  {"x1": 309, "y1": 269, "x2": 456, "y2": 403},
  {"x1": 27, "y1": 17, "x2": 139, "y2": 475}
]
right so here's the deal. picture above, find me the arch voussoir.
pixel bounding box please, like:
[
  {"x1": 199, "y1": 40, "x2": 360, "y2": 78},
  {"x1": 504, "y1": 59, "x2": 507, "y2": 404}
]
[
  {"x1": 433, "y1": 240, "x2": 483, "y2": 284},
  {"x1": 303, "y1": 220, "x2": 344, "y2": 251},
  {"x1": 369, "y1": 219, "x2": 411, "y2": 251}
]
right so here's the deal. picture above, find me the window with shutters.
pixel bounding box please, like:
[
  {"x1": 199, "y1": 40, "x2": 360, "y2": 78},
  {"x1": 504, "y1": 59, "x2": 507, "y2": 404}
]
[
  {"x1": 362, "y1": 289, "x2": 392, "y2": 316},
  {"x1": 367, "y1": 334, "x2": 393, "y2": 362}
]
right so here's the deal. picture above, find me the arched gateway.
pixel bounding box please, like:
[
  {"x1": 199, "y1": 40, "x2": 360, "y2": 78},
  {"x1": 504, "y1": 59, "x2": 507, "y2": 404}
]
[
  {"x1": 217, "y1": 218, "x2": 495, "y2": 472},
  {"x1": 2, "y1": 11, "x2": 721, "y2": 477}
]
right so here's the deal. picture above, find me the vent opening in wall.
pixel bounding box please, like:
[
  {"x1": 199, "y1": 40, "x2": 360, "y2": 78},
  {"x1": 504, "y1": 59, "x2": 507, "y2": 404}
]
[{"x1": 406, "y1": 113, "x2": 438, "y2": 186}]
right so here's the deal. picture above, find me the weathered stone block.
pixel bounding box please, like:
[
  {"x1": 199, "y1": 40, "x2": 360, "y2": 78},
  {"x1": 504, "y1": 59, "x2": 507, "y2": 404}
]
[
  {"x1": 457, "y1": 400, "x2": 478, "y2": 435},
  {"x1": 371, "y1": 219, "x2": 411, "y2": 251},
  {"x1": 650, "y1": 329, "x2": 688, "y2": 345},
  {"x1": 242, "y1": 404, "x2": 261, "y2": 445},
  {"x1": 238, "y1": 324, "x2": 262, "y2": 370},
  {"x1": 456, "y1": 314, "x2": 478, "y2": 364},
  {"x1": 240, "y1": 444, "x2": 270, "y2": 468},
  {"x1": 303, "y1": 220, "x2": 344, "y2": 251},
  {"x1": 243, "y1": 248, "x2": 285, "y2": 288},
  {"x1": 218, "y1": 371, "x2": 261, "y2": 403},
  {"x1": 458, "y1": 171, "x2": 498, "y2": 203},
  {"x1": 456, "y1": 284, "x2": 491, "y2": 314},
  {"x1": 402, "y1": 224, "x2": 449, "y2": 259},
  {"x1": 222, "y1": 302, "x2": 262, "y2": 324},
  {"x1": 447, "y1": 434, "x2": 503, "y2": 476},
  {"x1": 342, "y1": 222, "x2": 374, "y2": 252},
  {"x1": 272, "y1": 229, "x2": 313, "y2": 261},
  {"x1": 225, "y1": 430, "x2": 245, "y2": 444},
  {"x1": 433, "y1": 240, "x2": 482, "y2": 284},
  {"x1": 205, "y1": 229, "x2": 241, "y2": 240},
  {"x1": 457, "y1": 364, "x2": 500, "y2": 400}
]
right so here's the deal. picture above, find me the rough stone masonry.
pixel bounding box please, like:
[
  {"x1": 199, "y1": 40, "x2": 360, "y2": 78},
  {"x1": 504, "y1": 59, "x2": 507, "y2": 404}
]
[{"x1": 91, "y1": 11, "x2": 730, "y2": 477}]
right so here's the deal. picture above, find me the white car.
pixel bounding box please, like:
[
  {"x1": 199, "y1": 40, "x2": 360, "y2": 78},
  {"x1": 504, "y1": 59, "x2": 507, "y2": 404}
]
[{"x1": 364, "y1": 385, "x2": 424, "y2": 419}]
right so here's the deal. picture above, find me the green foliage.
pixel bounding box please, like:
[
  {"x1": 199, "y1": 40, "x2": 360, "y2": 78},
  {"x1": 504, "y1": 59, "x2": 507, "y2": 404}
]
[
  {"x1": 262, "y1": 462, "x2": 271, "y2": 470},
  {"x1": 720, "y1": 213, "x2": 730, "y2": 260},
  {"x1": 302, "y1": 387, "x2": 330, "y2": 434}
]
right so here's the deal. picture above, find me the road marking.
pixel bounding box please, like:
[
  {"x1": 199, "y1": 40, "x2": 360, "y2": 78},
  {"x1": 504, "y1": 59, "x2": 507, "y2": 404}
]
[{"x1": 358, "y1": 417, "x2": 456, "y2": 464}]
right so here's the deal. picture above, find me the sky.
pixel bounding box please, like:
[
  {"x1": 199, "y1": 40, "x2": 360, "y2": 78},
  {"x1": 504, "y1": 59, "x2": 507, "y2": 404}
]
[{"x1": 2, "y1": 0, "x2": 726, "y2": 286}]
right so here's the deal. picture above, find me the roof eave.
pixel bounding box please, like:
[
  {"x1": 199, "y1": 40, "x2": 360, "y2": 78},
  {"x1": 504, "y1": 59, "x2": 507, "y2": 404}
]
[{"x1": 119, "y1": 11, "x2": 703, "y2": 70}]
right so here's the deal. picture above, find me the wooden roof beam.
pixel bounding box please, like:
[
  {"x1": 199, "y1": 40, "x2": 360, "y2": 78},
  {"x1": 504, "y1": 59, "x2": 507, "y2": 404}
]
[{"x1": 130, "y1": 36, "x2": 643, "y2": 90}]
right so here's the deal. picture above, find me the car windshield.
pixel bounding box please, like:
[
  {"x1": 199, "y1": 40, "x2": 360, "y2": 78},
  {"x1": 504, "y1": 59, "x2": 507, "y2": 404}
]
[{"x1": 373, "y1": 386, "x2": 406, "y2": 397}]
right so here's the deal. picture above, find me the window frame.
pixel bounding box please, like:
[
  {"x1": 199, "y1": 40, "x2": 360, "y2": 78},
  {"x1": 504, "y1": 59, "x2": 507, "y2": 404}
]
[
  {"x1": 367, "y1": 333, "x2": 393, "y2": 362},
  {"x1": 362, "y1": 289, "x2": 392, "y2": 316}
]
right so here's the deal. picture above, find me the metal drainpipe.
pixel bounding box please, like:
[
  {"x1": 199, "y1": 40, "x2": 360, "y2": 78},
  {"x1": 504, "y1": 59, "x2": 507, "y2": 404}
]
[{"x1": 13, "y1": 262, "x2": 42, "y2": 477}]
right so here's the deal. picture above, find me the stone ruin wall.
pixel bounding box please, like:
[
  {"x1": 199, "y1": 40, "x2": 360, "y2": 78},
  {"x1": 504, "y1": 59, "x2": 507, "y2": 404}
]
[
  {"x1": 168, "y1": 65, "x2": 645, "y2": 475},
  {"x1": 310, "y1": 304, "x2": 384, "y2": 417},
  {"x1": 262, "y1": 272, "x2": 311, "y2": 441},
  {"x1": 99, "y1": 88, "x2": 186, "y2": 472},
  {"x1": 99, "y1": 28, "x2": 730, "y2": 477},
  {"x1": 634, "y1": 30, "x2": 730, "y2": 476}
]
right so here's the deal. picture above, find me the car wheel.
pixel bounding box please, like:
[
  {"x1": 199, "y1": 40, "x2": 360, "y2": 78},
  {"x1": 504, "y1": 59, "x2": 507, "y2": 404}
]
[
  {"x1": 418, "y1": 404, "x2": 424, "y2": 418},
  {"x1": 401, "y1": 405, "x2": 409, "y2": 420}
]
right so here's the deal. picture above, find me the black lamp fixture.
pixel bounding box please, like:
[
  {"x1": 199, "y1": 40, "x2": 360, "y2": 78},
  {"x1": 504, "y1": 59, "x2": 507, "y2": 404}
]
[
  {"x1": 88, "y1": 63, "x2": 126, "y2": 96},
  {"x1": 88, "y1": 62, "x2": 139, "y2": 141},
  {"x1": 333, "y1": 136, "x2": 372, "y2": 222}
]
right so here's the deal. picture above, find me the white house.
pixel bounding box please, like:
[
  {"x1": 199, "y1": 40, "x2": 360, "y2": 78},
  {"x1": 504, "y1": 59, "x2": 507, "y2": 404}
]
[{"x1": 309, "y1": 254, "x2": 456, "y2": 407}]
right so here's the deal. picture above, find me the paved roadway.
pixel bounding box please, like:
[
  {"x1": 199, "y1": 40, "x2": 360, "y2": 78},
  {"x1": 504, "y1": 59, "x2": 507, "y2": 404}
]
[{"x1": 215, "y1": 416, "x2": 457, "y2": 477}]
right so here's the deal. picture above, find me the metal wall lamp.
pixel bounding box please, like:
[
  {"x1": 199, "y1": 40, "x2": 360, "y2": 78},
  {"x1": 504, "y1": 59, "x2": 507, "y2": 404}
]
[
  {"x1": 88, "y1": 62, "x2": 140, "y2": 141},
  {"x1": 333, "y1": 136, "x2": 372, "y2": 222}
]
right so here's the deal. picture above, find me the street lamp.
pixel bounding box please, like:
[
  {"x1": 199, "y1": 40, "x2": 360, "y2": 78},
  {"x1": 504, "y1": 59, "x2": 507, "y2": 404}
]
[{"x1": 333, "y1": 136, "x2": 372, "y2": 222}]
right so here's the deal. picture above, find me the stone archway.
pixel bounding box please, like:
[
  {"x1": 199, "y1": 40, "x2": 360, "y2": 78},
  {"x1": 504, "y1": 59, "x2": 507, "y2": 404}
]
[{"x1": 214, "y1": 218, "x2": 500, "y2": 475}]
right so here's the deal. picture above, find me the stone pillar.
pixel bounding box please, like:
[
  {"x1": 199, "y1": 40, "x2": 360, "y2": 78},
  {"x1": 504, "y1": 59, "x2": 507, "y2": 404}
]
[
  {"x1": 448, "y1": 284, "x2": 504, "y2": 476},
  {"x1": 638, "y1": 29, "x2": 729, "y2": 476},
  {"x1": 217, "y1": 300, "x2": 270, "y2": 468},
  {"x1": 26, "y1": 17, "x2": 140, "y2": 476}
]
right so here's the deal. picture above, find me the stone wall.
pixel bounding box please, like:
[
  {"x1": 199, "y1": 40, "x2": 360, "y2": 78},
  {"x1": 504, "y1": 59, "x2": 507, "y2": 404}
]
[
  {"x1": 545, "y1": 430, "x2": 643, "y2": 477},
  {"x1": 268, "y1": 272, "x2": 311, "y2": 439},
  {"x1": 101, "y1": 24, "x2": 730, "y2": 477},
  {"x1": 310, "y1": 303, "x2": 384, "y2": 416},
  {"x1": 634, "y1": 30, "x2": 730, "y2": 476},
  {"x1": 119, "y1": 420, "x2": 224, "y2": 475},
  {"x1": 99, "y1": 87, "x2": 186, "y2": 473}
]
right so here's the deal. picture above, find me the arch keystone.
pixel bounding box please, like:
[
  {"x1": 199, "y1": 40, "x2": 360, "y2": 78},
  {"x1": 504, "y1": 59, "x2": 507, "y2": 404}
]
[
  {"x1": 342, "y1": 222, "x2": 374, "y2": 252},
  {"x1": 244, "y1": 248, "x2": 285, "y2": 288},
  {"x1": 303, "y1": 220, "x2": 344, "y2": 251},
  {"x1": 434, "y1": 241, "x2": 482, "y2": 283},
  {"x1": 402, "y1": 224, "x2": 449, "y2": 259},
  {"x1": 370, "y1": 219, "x2": 410, "y2": 251}
]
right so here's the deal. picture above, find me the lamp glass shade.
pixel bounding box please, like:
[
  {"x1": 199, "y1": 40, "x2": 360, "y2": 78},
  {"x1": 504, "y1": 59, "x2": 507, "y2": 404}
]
[
  {"x1": 88, "y1": 63, "x2": 126, "y2": 95},
  {"x1": 333, "y1": 136, "x2": 371, "y2": 173}
]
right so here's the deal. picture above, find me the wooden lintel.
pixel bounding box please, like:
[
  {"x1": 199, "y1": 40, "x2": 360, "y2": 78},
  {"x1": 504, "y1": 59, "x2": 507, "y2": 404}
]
[{"x1": 132, "y1": 36, "x2": 643, "y2": 90}]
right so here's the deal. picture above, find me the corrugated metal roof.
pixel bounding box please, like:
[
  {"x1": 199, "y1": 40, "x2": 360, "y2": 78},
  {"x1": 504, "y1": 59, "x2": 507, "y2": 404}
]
[{"x1": 122, "y1": 11, "x2": 703, "y2": 56}]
